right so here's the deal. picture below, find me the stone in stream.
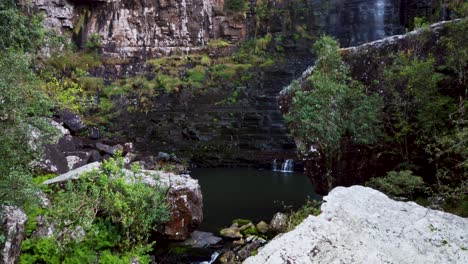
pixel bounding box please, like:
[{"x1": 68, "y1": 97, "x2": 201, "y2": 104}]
[
  {"x1": 269, "y1": 212, "x2": 288, "y2": 233},
  {"x1": 256, "y1": 221, "x2": 269, "y2": 234},
  {"x1": 244, "y1": 186, "x2": 468, "y2": 264},
  {"x1": 179, "y1": 231, "x2": 222, "y2": 248},
  {"x1": 220, "y1": 226, "x2": 243, "y2": 239}
]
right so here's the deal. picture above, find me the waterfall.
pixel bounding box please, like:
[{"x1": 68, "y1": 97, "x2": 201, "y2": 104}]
[
  {"x1": 197, "y1": 251, "x2": 220, "y2": 264},
  {"x1": 282, "y1": 159, "x2": 294, "y2": 172},
  {"x1": 272, "y1": 159, "x2": 278, "y2": 171},
  {"x1": 273, "y1": 159, "x2": 294, "y2": 173},
  {"x1": 374, "y1": 0, "x2": 386, "y2": 40}
]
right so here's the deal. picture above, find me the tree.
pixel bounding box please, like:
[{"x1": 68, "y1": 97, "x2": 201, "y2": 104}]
[
  {"x1": 0, "y1": 51, "x2": 52, "y2": 207},
  {"x1": 0, "y1": 0, "x2": 44, "y2": 51},
  {"x1": 285, "y1": 36, "x2": 383, "y2": 181}
]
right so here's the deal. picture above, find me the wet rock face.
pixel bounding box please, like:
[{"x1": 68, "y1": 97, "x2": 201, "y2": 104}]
[{"x1": 245, "y1": 186, "x2": 468, "y2": 264}]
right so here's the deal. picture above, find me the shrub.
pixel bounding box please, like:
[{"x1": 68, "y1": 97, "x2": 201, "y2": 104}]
[
  {"x1": 224, "y1": 0, "x2": 248, "y2": 12},
  {"x1": 287, "y1": 200, "x2": 321, "y2": 231},
  {"x1": 208, "y1": 39, "x2": 231, "y2": 49},
  {"x1": 0, "y1": 51, "x2": 52, "y2": 207},
  {"x1": 366, "y1": 170, "x2": 425, "y2": 198},
  {"x1": 0, "y1": 0, "x2": 44, "y2": 51},
  {"x1": 285, "y1": 35, "x2": 382, "y2": 172},
  {"x1": 85, "y1": 33, "x2": 102, "y2": 51},
  {"x1": 21, "y1": 156, "x2": 170, "y2": 262}
]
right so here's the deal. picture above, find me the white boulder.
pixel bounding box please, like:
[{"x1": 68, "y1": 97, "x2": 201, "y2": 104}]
[{"x1": 244, "y1": 186, "x2": 468, "y2": 264}]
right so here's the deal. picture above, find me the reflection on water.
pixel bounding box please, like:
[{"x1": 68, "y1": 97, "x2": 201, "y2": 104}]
[{"x1": 191, "y1": 168, "x2": 319, "y2": 232}]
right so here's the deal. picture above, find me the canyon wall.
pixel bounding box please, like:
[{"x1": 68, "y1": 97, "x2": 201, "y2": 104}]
[{"x1": 30, "y1": 0, "x2": 441, "y2": 166}]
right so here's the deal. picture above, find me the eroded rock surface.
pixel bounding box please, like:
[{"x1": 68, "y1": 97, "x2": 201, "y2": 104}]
[
  {"x1": 1, "y1": 207, "x2": 28, "y2": 264},
  {"x1": 244, "y1": 186, "x2": 468, "y2": 264},
  {"x1": 31, "y1": 0, "x2": 245, "y2": 58}
]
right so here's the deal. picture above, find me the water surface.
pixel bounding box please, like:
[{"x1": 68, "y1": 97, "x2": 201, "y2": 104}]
[{"x1": 191, "y1": 168, "x2": 319, "y2": 232}]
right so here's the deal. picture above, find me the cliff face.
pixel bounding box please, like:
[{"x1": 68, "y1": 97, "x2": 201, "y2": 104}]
[
  {"x1": 32, "y1": 0, "x2": 245, "y2": 58},
  {"x1": 31, "y1": 0, "x2": 437, "y2": 59},
  {"x1": 30, "y1": 0, "x2": 442, "y2": 166}
]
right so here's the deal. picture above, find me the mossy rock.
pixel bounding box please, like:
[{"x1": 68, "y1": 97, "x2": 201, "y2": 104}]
[
  {"x1": 240, "y1": 225, "x2": 259, "y2": 236},
  {"x1": 220, "y1": 227, "x2": 242, "y2": 239},
  {"x1": 232, "y1": 219, "x2": 252, "y2": 226}
]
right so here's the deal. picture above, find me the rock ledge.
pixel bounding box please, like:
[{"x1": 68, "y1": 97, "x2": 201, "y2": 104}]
[{"x1": 245, "y1": 186, "x2": 468, "y2": 264}]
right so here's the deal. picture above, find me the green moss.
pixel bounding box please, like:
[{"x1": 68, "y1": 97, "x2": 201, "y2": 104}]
[
  {"x1": 48, "y1": 51, "x2": 101, "y2": 72},
  {"x1": 99, "y1": 98, "x2": 115, "y2": 112},
  {"x1": 232, "y1": 219, "x2": 252, "y2": 226},
  {"x1": 158, "y1": 74, "x2": 183, "y2": 92},
  {"x1": 241, "y1": 226, "x2": 259, "y2": 236},
  {"x1": 187, "y1": 65, "x2": 206, "y2": 83},
  {"x1": 208, "y1": 39, "x2": 231, "y2": 49},
  {"x1": 79, "y1": 76, "x2": 104, "y2": 92}
]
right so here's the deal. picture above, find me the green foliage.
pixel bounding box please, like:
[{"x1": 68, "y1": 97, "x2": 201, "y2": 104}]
[
  {"x1": 224, "y1": 0, "x2": 248, "y2": 12},
  {"x1": 21, "y1": 156, "x2": 170, "y2": 263},
  {"x1": 383, "y1": 52, "x2": 452, "y2": 162},
  {"x1": 208, "y1": 39, "x2": 231, "y2": 49},
  {"x1": 285, "y1": 36, "x2": 382, "y2": 173},
  {"x1": 287, "y1": 200, "x2": 321, "y2": 231},
  {"x1": 439, "y1": 19, "x2": 467, "y2": 87},
  {"x1": 47, "y1": 51, "x2": 102, "y2": 73},
  {"x1": 0, "y1": 51, "x2": 52, "y2": 207},
  {"x1": 232, "y1": 219, "x2": 252, "y2": 226},
  {"x1": 0, "y1": 0, "x2": 44, "y2": 51},
  {"x1": 413, "y1": 16, "x2": 429, "y2": 30},
  {"x1": 85, "y1": 33, "x2": 102, "y2": 51},
  {"x1": 367, "y1": 170, "x2": 425, "y2": 198}
]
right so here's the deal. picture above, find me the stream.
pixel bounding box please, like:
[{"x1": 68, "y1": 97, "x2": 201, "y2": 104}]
[{"x1": 191, "y1": 168, "x2": 319, "y2": 232}]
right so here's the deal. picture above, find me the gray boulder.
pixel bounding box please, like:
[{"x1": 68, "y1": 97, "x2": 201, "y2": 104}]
[
  {"x1": 157, "y1": 152, "x2": 172, "y2": 161},
  {"x1": 1, "y1": 206, "x2": 27, "y2": 264},
  {"x1": 96, "y1": 143, "x2": 123, "y2": 155},
  {"x1": 269, "y1": 212, "x2": 288, "y2": 233},
  {"x1": 244, "y1": 186, "x2": 468, "y2": 264},
  {"x1": 58, "y1": 110, "x2": 85, "y2": 133},
  {"x1": 179, "y1": 231, "x2": 222, "y2": 248}
]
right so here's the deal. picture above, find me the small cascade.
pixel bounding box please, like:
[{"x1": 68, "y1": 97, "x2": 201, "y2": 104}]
[
  {"x1": 272, "y1": 159, "x2": 278, "y2": 171},
  {"x1": 197, "y1": 251, "x2": 220, "y2": 264},
  {"x1": 273, "y1": 159, "x2": 294, "y2": 173},
  {"x1": 374, "y1": 0, "x2": 387, "y2": 40},
  {"x1": 281, "y1": 159, "x2": 294, "y2": 172}
]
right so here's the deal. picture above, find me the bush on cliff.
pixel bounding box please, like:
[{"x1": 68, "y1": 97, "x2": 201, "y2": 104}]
[{"x1": 285, "y1": 35, "x2": 383, "y2": 181}]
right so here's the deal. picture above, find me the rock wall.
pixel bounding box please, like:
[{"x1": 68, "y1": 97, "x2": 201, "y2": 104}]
[
  {"x1": 244, "y1": 186, "x2": 468, "y2": 264},
  {"x1": 31, "y1": 0, "x2": 246, "y2": 59},
  {"x1": 29, "y1": 0, "x2": 444, "y2": 167},
  {"x1": 111, "y1": 51, "x2": 311, "y2": 167},
  {"x1": 31, "y1": 0, "x2": 438, "y2": 57}
]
